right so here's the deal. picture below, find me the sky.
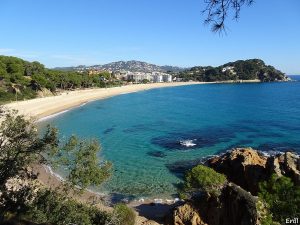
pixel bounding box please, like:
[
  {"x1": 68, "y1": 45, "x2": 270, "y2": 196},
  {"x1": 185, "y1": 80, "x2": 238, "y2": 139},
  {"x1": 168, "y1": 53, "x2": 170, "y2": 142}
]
[{"x1": 0, "y1": 0, "x2": 299, "y2": 74}]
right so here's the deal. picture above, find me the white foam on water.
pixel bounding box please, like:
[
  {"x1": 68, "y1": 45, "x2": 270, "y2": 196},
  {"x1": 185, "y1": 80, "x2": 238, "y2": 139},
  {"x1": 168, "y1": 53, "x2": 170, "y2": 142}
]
[
  {"x1": 43, "y1": 165, "x2": 65, "y2": 181},
  {"x1": 37, "y1": 102, "x2": 89, "y2": 122},
  {"x1": 180, "y1": 139, "x2": 197, "y2": 147},
  {"x1": 37, "y1": 110, "x2": 70, "y2": 122},
  {"x1": 154, "y1": 198, "x2": 163, "y2": 204},
  {"x1": 43, "y1": 164, "x2": 108, "y2": 197}
]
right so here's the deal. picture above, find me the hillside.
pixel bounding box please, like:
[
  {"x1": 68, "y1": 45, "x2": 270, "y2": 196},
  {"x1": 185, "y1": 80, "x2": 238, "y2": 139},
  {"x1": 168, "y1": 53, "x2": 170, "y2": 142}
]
[
  {"x1": 178, "y1": 59, "x2": 289, "y2": 82},
  {"x1": 54, "y1": 60, "x2": 187, "y2": 73},
  {"x1": 0, "y1": 55, "x2": 118, "y2": 103}
]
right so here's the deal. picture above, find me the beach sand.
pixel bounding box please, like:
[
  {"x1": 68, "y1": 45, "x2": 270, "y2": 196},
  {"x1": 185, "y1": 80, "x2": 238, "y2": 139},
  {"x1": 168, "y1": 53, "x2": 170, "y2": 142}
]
[
  {"x1": 4, "y1": 82, "x2": 203, "y2": 120},
  {"x1": 4, "y1": 80, "x2": 260, "y2": 120}
]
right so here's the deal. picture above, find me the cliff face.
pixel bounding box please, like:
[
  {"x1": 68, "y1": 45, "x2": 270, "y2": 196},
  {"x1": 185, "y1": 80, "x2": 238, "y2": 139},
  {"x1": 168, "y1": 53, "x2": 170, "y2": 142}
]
[
  {"x1": 168, "y1": 148, "x2": 300, "y2": 225},
  {"x1": 169, "y1": 183, "x2": 259, "y2": 225},
  {"x1": 205, "y1": 148, "x2": 300, "y2": 194}
]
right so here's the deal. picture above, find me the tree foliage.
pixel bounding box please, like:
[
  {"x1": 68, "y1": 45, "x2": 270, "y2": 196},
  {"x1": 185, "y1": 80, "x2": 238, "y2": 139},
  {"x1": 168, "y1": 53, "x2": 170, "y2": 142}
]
[
  {"x1": 0, "y1": 56, "x2": 119, "y2": 103},
  {"x1": 178, "y1": 59, "x2": 287, "y2": 82},
  {"x1": 258, "y1": 174, "x2": 300, "y2": 224},
  {"x1": 111, "y1": 203, "x2": 136, "y2": 225},
  {"x1": 0, "y1": 109, "x2": 112, "y2": 223},
  {"x1": 26, "y1": 189, "x2": 110, "y2": 225},
  {"x1": 49, "y1": 135, "x2": 112, "y2": 191},
  {"x1": 203, "y1": 0, "x2": 254, "y2": 33},
  {"x1": 183, "y1": 165, "x2": 227, "y2": 197},
  {"x1": 0, "y1": 110, "x2": 56, "y2": 187}
]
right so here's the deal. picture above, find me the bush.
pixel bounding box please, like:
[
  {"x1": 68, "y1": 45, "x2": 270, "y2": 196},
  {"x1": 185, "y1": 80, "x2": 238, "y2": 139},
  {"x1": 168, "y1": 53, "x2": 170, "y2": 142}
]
[
  {"x1": 258, "y1": 174, "x2": 300, "y2": 224},
  {"x1": 184, "y1": 165, "x2": 227, "y2": 197},
  {"x1": 112, "y1": 203, "x2": 136, "y2": 225},
  {"x1": 26, "y1": 189, "x2": 109, "y2": 225}
]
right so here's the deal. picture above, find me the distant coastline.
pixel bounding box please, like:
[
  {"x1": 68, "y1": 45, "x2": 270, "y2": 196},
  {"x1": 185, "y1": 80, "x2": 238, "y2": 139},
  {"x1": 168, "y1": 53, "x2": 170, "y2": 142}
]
[{"x1": 4, "y1": 80, "x2": 260, "y2": 121}]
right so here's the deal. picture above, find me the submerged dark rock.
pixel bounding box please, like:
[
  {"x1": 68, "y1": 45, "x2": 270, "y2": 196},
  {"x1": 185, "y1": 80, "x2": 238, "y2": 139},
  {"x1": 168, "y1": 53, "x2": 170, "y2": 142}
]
[
  {"x1": 147, "y1": 151, "x2": 167, "y2": 158},
  {"x1": 123, "y1": 124, "x2": 154, "y2": 133},
  {"x1": 103, "y1": 127, "x2": 115, "y2": 134},
  {"x1": 166, "y1": 158, "x2": 205, "y2": 178},
  {"x1": 151, "y1": 127, "x2": 235, "y2": 151},
  {"x1": 256, "y1": 142, "x2": 300, "y2": 152}
]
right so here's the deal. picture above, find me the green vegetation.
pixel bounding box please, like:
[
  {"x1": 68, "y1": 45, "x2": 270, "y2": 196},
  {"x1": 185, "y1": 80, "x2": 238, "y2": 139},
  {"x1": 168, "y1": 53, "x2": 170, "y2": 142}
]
[
  {"x1": 141, "y1": 79, "x2": 150, "y2": 84},
  {"x1": 112, "y1": 203, "x2": 136, "y2": 225},
  {"x1": 0, "y1": 109, "x2": 135, "y2": 225},
  {"x1": 49, "y1": 134, "x2": 112, "y2": 191},
  {"x1": 178, "y1": 59, "x2": 287, "y2": 82},
  {"x1": 25, "y1": 189, "x2": 109, "y2": 225},
  {"x1": 183, "y1": 165, "x2": 227, "y2": 197},
  {"x1": 0, "y1": 110, "x2": 55, "y2": 187},
  {"x1": 0, "y1": 55, "x2": 121, "y2": 103},
  {"x1": 258, "y1": 174, "x2": 300, "y2": 224}
]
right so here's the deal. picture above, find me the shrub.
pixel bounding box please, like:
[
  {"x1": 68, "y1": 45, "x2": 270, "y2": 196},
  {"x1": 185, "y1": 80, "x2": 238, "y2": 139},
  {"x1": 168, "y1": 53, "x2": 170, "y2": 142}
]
[
  {"x1": 258, "y1": 174, "x2": 300, "y2": 224},
  {"x1": 26, "y1": 189, "x2": 109, "y2": 225},
  {"x1": 184, "y1": 165, "x2": 227, "y2": 197},
  {"x1": 112, "y1": 203, "x2": 136, "y2": 225}
]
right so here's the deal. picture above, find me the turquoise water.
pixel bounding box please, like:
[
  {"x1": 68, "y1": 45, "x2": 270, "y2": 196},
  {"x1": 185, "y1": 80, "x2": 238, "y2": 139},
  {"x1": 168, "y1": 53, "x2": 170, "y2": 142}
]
[{"x1": 38, "y1": 77, "x2": 300, "y2": 200}]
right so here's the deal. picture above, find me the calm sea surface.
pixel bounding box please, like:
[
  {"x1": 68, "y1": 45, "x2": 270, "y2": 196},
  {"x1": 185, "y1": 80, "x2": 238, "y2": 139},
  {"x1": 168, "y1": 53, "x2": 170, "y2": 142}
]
[{"x1": 38, "y1": 76, "x2": 300, "y2": 200}]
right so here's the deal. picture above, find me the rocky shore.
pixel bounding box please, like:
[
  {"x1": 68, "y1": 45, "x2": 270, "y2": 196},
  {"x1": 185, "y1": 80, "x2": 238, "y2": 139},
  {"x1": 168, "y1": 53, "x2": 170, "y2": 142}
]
[{"x1": 165, "y1": 148, "x2": 300, "y2": 225}]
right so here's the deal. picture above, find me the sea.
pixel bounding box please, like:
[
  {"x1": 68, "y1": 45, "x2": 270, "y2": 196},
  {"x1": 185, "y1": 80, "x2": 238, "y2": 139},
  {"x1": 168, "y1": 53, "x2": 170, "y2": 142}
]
[{"x1": 38, "y1": 75, "x2": 300, "y2": 201}]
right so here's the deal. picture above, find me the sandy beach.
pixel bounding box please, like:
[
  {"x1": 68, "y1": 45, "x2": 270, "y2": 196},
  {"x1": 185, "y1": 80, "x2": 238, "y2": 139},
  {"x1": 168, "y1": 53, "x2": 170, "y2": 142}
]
[
  {"x1": 3, "y1": 80, "x2": 260, "y2": 121},
  {"x1": 4, "y1": 82, "x2": 204, "y2": 120}
]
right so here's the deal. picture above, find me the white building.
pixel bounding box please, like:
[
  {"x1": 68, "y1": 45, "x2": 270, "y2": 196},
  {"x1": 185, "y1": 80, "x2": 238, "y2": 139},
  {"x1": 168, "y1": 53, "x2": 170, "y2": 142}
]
[
  {"x1": 153, "y1": 74, "x2": 163, "y2": 83},
  {"x1": 162, "y1": 74, "x2": 172, "y2": 82},
  {"x1": 222, "y1": 66, "x2": 235, "y2": 73},
  {"x1": 127, "y1": 72, "x2": 152, "y2": 83}
]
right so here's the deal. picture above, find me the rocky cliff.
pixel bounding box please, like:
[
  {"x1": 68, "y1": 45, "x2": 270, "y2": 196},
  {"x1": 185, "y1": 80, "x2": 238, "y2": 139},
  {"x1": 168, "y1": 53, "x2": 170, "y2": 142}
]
[
  {"x1": 167, "y1": 148, "x2": 300, "y2": 225},
  {"x1": 205, "y1": 148, "x2": 300, "y2": 194},
  {"x1": 168, "y1": 182, "x2": 260, "y2": 225}
]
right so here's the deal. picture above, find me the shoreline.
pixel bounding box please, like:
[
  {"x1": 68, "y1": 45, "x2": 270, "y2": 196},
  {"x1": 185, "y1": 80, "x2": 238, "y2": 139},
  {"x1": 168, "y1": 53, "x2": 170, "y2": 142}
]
[
  {"x1": 35, "y1": 163, "x2": 181, "y2": 224},
  {"x1": 4, "y1": 80, "x2": 260, "y2": 121},
  {"x1": 4, "y1": 82, "x2": 201, "y2": 120},
  {"x1": 4, "y1": 80, "x2": 263, "y2": 224}
]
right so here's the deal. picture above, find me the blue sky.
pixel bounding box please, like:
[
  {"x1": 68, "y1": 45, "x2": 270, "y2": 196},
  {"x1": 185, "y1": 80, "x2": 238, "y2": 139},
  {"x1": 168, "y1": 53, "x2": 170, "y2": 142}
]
[{"x1": 0, "y1": 0, "x2": 299, "y2": 74}]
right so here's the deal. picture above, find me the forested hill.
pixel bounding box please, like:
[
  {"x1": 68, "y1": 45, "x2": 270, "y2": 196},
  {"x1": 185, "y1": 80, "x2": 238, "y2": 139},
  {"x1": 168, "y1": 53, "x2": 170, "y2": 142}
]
[
  {"x1": 177, "y1": 59, "x2": 289, "y2": 82},
  {"x1": 0, "y1": 55, "x2": 116, "y2": 103}
]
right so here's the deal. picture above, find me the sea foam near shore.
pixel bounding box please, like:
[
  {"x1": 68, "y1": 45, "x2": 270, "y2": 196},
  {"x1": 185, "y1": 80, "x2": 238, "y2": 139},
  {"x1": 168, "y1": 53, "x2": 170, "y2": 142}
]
[{"x1": 37, "y1": 110, "x2": 70, "y2": 122}]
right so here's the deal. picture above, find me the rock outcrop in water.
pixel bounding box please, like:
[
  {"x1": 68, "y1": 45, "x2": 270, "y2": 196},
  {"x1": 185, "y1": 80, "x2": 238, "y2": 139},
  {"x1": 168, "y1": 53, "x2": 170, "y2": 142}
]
[{"x1": 167, "y1": 148, "x2": 300, "y2": 225}]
